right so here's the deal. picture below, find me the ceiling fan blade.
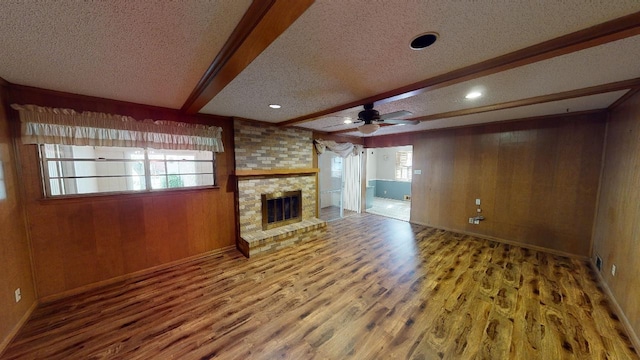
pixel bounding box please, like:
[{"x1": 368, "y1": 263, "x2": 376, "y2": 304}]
[
  {"x1": 379, "y1": 110, "x2": 412, "y2": 120},
  {"x1": 382, "y1": 119, "x2": 420, "y2": 125}
]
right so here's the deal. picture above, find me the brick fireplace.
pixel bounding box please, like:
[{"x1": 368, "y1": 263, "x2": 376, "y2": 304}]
[{"x1": 234, "y1": 120, "x2": 326, "y2": 257}]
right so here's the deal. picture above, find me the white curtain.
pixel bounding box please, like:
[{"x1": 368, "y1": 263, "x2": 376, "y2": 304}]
[
  {"x1": 343, "y1": 153, "x2": 361, "y2": 213},
  {"x1": 315, "y1": 139, "x2": 362, "y2": 214},
  {"x1": 314, "y1": 139, "x2": 362, "y2": 158},
  {"x1": 11, "y1": 104, "x2": 224, "y2": 152}
]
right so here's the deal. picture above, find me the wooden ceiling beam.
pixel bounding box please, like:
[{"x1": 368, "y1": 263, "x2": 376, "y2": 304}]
[
  {"x1": 362, "y1": 109, "x2": 607, "y2": 147},
  {"x1": 181, "y1": 0, "x2": 314, "y2": 114},
  {"x1": 608, "y1": 88, "x2": 640, "y2": 110},
  {"x1": 410, "y1": 77, "x2": 640, "y2": 122},
  {"x1": 279, "y1": 10, "x2": 640, "y2": 127},
  {"x1": 328, "y1": 77, "x2": 640, "y2": 135}
]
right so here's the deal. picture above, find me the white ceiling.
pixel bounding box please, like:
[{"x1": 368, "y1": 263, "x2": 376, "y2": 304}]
[
  {"x1": 1, "y1": 1, "x2": 640, "y2": 138},
  {"x1": 0, "y1": 0, "x2": 252, "y2": 108}
]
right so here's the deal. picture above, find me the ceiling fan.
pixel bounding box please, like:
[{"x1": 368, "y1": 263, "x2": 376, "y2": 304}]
[{"x1": 354, "y1": 103, "x2": 419, "y2": 134}]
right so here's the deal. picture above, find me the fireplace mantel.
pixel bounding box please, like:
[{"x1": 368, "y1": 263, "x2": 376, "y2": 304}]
[{"x1": 234, "y1": 168, "x2": 319, "y2": 178}]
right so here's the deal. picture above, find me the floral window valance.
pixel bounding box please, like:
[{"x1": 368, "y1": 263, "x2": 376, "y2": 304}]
[{"x1": 11, "y1": 104, "x2": 224, "y2": 152}]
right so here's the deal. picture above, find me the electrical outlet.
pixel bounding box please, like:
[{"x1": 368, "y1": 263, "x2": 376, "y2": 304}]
[
  {"x1": 474, "y1": 219, "x2": 480, "y2": 225},
  {"x1": 469, "y1": 217, "x2": 474, "y2": 224},
  {"x1": 475, "y1": 199, "x2": 481, "y2": 206},
  {"x1": 595, "y1": 255, "x2": 602, "y2": 271},
  {"x1": 611, "y1": 264, "x2": 616, "y2": 276},
  {"x1": 14, "y1": 288, "x2": 21, "y2": 303}
]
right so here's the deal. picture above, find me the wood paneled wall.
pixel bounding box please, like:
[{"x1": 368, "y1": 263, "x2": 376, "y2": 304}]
[
  {"x1": 592, "y1": 91, "x2": 640, "y2": 343},
  {"x1": 366, "y1": 113, "x2": 606, "y2": 256},
  {"x1": 0, "y1": 86, "x2": 36, "y2": 352},
  {"x1": 6, "y1": 86, "x2": 237, "y2": 299}
]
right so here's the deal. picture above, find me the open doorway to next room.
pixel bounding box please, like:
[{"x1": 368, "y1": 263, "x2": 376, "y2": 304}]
[
  {"x1": 319, "y1": 150, "x2": 361, "y2": 222},
  {"x1": 365, "y1": 146, "x2": 412, "y2": 221}
]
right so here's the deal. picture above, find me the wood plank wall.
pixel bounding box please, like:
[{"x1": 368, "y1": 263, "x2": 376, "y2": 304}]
[
  {"x1": 592, "y1": 91, "x2": 640, "y2": 341},
  {"x1": 366, "y1": 113, "x2": 606, "y2": 256},
  {"x1": 0, "y1": 85, "x2": 36, "y2": 352},
  {"x1": 6, "y1": 86, "x2": 237, "y2": 299}
]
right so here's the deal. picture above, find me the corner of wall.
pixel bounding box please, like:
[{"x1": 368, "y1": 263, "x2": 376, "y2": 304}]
[
  {"x1": 590, "y1": 90, "x2": 640, "y2": 351},
  {"x1": 0, "y1": 84, "x2": 38, "y2": 355}
]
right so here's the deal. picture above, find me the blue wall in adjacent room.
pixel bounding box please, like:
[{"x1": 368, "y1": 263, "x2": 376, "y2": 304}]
[{"x1": 371, "y1": 180, "x2": 411, "y2": 200}]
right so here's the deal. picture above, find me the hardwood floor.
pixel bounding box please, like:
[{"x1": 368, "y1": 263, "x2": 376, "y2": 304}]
[
  {"x1": 2, "y1": 214, "x2": 637, "y2": 359},
  {"x1": 319, "y1": 205, "x2": 357, "y2": 221}
]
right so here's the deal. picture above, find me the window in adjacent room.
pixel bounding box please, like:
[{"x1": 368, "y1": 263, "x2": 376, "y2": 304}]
[
  {"x1": 39, "y1": 144, "x2": 215, "y2": 197},
  {"x1": 331, "y1": 156, "x2": 343, "y2": 178},
  {"x1": 395, "y1": 151, "x2": 412, "y2": 182},
  {"x1": 0, "y1": 161, "x2": 6, "y2": 200}
]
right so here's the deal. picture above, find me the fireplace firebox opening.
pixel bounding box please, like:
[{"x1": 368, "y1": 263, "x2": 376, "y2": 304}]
[{"x1": 261, "y1": 190, "x2": 302, "y2": 230}]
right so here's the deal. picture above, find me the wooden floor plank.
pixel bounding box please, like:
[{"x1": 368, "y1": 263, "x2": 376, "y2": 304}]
[{"x1": 1, "y1": 214, "x2": 637, "y2": 359}]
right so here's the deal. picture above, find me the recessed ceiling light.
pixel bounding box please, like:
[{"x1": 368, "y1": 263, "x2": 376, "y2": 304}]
[
  {"x1": 465, "y1": 91, "x2": 482, "y2": 99},
  {"x1": 343, "y1": 119, "x2": 352, "y2": 124},
  {"x1": 410, "y1": 32, "x2": 439, "y2": 50},
  {"x1": 269, "y1": 104, "x2": 281, "y2": 109}
]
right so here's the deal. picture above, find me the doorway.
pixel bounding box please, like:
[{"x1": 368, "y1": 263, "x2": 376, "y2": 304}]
[
  {"x1": 365, "y1": 146, "x2": 412, "y2": 221},
  {"x1": 319, "y1": 150, "x2": 361, "y2": 221}
]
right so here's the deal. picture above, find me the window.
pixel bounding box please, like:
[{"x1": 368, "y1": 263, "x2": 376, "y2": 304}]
[
  {"x1": 0, "y1": 162, "x2": 6, "y2": 200},
  {"x1": 12, "y1": 104, "x2": 224, "y2": 198},
  {"x1": 331, "y1": 156, "x2": 343, "y2": 178},
  {"x1": 39, "y1": 144, "x2": 215, "y2": 197},
  {"x1": 395, "y1": 151, "x2": 412, "y2": 182}
]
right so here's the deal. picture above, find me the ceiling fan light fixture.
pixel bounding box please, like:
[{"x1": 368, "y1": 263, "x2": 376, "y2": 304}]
[
  {"x1": 269, "y1": 104, "x2": 281, "y2": 109},
  {"x1": 410, "y1": 32, "x2": 439, "y2": 50},
  {"x1": 358, "y1": 123, "x2": 380, "y2": 134}
]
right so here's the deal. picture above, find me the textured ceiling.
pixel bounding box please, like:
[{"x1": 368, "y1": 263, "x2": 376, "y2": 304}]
[
  {"x1": 0, "y1": 0, "x2": 252, "y2": 108},
  {"x1": 302, "y1": 35, "x2": 640, "y2": 132},
  {"x1": 199, "y1": 0, "x2": 640, "y2": 123},
  {"x1": 1, "y1": 1, "x2": 640, "y2": 138}
]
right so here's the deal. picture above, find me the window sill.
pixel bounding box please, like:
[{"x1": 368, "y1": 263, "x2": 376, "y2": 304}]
[{"x1": 37, "y1": 185, "x2": 221, "y2": 204}]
